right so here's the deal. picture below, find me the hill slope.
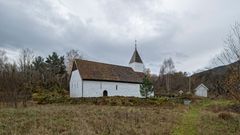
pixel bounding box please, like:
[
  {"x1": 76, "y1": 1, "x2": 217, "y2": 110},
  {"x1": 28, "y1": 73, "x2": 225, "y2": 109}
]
[{"x1": 191, "y1": 61, "x2": 239, "y2": 97}]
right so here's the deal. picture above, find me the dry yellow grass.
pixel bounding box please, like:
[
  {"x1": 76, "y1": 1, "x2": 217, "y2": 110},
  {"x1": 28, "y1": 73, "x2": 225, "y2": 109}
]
[
  {"x1": 0, "y1": 104, "x2": 186, "y2": 135},
  {"x1": 198, "y1": 111, "x2": 240, "y2": 135},
  {"x1": 197, "y1": 101, "x2": 240, "y2": 135},
  {"x1": 2, "y1": 99, "x2": 238, "y2": 135}
]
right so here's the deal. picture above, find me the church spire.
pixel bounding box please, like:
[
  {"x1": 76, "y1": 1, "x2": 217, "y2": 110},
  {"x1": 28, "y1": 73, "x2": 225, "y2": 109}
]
[
  {"x1": 129, "y1": 40, "x2": 145, "y2": 72},
  {"x1": 129, "y1": 40, "x2": 143, "y2": 64}
]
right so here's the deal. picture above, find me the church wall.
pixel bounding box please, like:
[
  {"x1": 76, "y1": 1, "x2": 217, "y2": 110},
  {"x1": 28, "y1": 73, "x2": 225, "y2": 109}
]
[
  {"x1": 70, "y1": 70, "x2": 83, "y2": 97},
  {"x1": 129, "y1": 62, "x2": 145, "y2": 72},
  {"x1": 82, "y1": 81, "x2": 141, "y2": 97}
]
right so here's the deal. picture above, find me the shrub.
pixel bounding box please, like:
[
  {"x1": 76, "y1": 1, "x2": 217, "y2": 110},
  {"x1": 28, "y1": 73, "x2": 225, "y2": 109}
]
[
  {"x1": 218, "y1": 112, "x2": 234, "y2": 120},
  {"x1": 33, "y1": 93, "x2": 179, "y2": 107},
  {"x1": 32, "y1": 88, "x2": 69, "y2": 104}
]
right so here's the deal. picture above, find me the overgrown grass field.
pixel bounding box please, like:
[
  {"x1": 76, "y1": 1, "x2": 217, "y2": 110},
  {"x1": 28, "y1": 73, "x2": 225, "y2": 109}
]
[{"x1": 0, "y1": 98, "x2": 239, "y2": 135}]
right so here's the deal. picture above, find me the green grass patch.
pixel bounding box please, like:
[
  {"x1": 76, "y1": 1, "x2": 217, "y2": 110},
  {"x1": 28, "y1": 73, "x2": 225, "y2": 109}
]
[
  {"x1": 172, "y1": 99, "x2": 238, "y2": 135},
  {"x1": 172, "y1": 104, "x2": 201, "y2": 135}
]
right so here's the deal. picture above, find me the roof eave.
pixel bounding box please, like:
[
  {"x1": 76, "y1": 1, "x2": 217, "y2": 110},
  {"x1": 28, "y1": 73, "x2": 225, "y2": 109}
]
[{"x1": 82, "y1": 79, "x2": 143, "y2": 84}]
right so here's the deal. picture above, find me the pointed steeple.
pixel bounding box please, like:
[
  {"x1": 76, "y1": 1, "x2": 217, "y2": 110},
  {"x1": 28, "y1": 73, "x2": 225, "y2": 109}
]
[{"x1": 129, "y1": 40, "x2": 143, "y2": 64}]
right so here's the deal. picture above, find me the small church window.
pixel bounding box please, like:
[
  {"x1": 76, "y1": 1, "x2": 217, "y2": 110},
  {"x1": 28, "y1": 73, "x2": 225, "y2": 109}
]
[{"x1": 116, "y1": 85, "x2": 118, "y2": 90}]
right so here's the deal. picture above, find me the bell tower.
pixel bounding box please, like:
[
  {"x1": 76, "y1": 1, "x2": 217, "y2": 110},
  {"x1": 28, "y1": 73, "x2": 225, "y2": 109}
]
[{"x1": 129, "y1": 40, "x2": 145, "y2": 72}]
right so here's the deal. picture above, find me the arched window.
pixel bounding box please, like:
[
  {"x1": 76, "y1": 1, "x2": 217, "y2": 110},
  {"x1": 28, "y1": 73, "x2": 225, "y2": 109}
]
[{"x1": 103, "y1": 90, "x2": 108, "y2": 97}]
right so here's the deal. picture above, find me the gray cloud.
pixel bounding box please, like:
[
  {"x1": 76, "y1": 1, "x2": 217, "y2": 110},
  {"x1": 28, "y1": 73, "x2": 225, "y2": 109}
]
[{"x1": 0, "y1": 0, "x2": 240, "y2": 74}]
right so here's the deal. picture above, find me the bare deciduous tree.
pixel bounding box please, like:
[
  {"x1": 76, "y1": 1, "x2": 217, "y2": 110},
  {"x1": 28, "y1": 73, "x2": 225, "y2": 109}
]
[
  {"x1": 161, "y1": 58, "x2": 175, "y2": 94},
  {"x1": 155, "y1": 58, "x2": 176, "y2": 95},
  {"x1": 216, "y1": 22, "x2": 240, "y2": 101},
  {"x1": 0, "y1": 62, "x2": 32, "y2": 108},
  {"x1": 66, "y1": 49, "x2": 83, "y2": 74},
  {"x1": 0, "y1": 50, "x2": 8, "y2": 71},
  {"x1": 18, "y1": 48, "x2": 34, "y2": 72}
]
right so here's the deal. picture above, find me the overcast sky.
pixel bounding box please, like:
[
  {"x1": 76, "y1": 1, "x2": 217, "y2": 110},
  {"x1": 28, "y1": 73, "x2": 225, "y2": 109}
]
[{"x1": 0, "y1": 0, "x2": 240, "y2": 74}]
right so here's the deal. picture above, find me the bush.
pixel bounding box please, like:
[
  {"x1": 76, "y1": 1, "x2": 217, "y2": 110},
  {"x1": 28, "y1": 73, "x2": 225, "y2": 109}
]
[
  {"x1": 32, "y1": 93, "x2": 179, "y2": 107},
  {"x1": 32, "y1": 88, "x2": 69, "y2": 104},
  {"x1": 69, "y1": 97, "x2": 174, "y2": 106}
]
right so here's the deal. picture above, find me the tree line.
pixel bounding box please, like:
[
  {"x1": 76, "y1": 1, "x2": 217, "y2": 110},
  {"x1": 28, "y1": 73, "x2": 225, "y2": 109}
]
[
  {"x1": 0, "y1": 49, "x2": 82, "y2": 107},
  {"x1": 141, "y1": 58, "x2": 189, "y2": 98}
]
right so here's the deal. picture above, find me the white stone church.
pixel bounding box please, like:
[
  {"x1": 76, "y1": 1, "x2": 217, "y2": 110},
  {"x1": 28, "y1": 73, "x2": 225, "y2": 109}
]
[{"x1": 69, "y1": 45, "x2": 145, "y2": 97}]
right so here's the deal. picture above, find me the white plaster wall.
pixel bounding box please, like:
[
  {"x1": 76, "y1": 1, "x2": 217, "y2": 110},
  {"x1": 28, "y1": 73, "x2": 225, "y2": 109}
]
[
  {"x1": 82, "y1": 81, "x2": 141, "y2": 97},
  {"x1": 129, "y1": 62, "x2": 145, "y2": 73},
  {"x1": 70, "y1": 70, "x2": 82, "y2": 97},
  {"x1": 195, "y1": 87, "x2": 208, "y2": 97}
]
